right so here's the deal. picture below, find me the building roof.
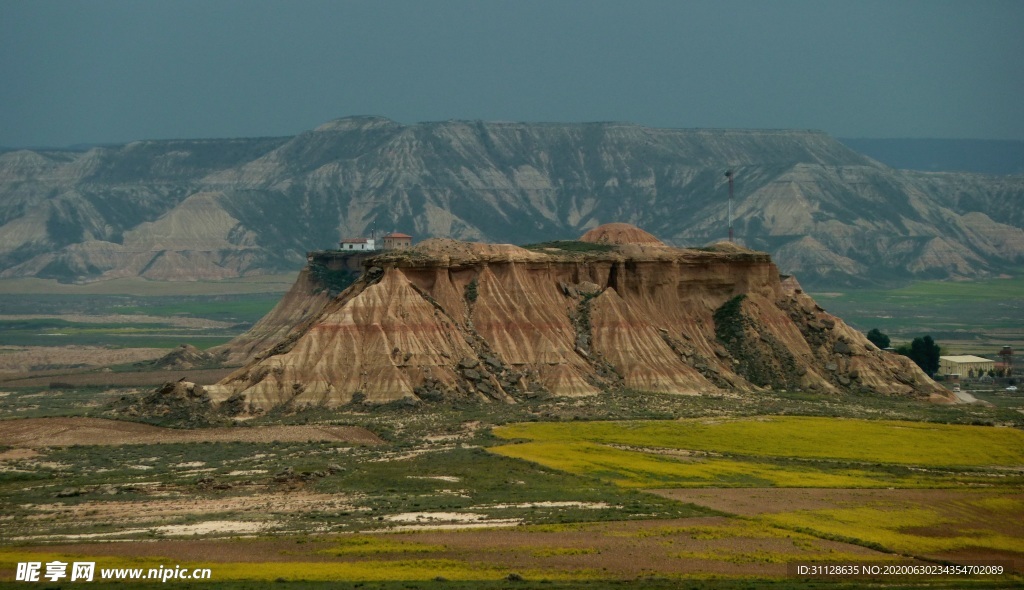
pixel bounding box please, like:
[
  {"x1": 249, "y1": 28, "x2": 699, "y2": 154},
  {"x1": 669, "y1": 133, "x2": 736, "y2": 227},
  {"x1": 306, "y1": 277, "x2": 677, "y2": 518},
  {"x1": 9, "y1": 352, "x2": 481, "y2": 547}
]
[
  {"x1": 940, "y1": 355, "x2": 993, "y2": 363},
  {"x1": 340, "y1": 238, "x2": 369, "y2": 243},
  {"x1": 383, "y1": 232, "x2": 412, "y2": 239}
]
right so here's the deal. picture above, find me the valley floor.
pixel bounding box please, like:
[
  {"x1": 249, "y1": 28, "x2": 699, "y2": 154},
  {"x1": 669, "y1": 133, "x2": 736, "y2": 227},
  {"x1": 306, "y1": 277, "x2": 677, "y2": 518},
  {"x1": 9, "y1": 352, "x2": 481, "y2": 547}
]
[
  {"x1": 1, "y1": 387, "x2": 1022, "y2": 588},
  {"x1": 1, "y1": 276, "x2": 1022, "y2": 587}
]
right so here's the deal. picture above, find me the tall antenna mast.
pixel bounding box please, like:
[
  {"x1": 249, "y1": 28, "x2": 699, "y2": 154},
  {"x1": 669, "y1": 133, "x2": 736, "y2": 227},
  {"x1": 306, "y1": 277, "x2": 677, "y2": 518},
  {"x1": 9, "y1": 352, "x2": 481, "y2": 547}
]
[{"x1": 724, "y1": 170, "x2": 734, "y2": 242}]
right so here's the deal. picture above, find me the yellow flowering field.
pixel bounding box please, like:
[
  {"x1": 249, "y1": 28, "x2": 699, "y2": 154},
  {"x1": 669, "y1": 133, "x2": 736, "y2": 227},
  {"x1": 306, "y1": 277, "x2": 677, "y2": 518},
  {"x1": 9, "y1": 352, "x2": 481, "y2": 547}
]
[{"x1": 492, "y1": 417, "x2": 1024, "y2": 468}]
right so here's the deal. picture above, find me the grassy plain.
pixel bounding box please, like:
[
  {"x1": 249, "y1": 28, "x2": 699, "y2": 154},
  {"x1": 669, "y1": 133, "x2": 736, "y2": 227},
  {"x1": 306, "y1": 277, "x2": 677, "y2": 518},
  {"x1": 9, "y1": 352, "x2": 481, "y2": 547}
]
[
  {"x1": 493, "y1": 417, "x2": 1024, "y2": 468},
  {"x1": 0, "y1": 320, "x2": 234, "y2": 349},
  {"x1": 764, "y1": 499, "x2": 1024, "y2": 556},
  {"x1": 0, "y1": 274, "x2": 296, "y2": 296},
  {"x1": 2, "y1": 387, "x2": 1023, "y2": 585},
  {"x1": 811, "y1": 276, "x2": 1024, "y2": 355},
  {"x1": 0, "y1": 277, "x2": 289, "y2": 356}
]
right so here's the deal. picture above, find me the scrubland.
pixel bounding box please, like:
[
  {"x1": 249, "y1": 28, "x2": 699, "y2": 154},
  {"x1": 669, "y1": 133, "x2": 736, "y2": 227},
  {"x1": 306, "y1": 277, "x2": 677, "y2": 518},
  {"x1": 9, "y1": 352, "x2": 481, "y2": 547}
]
[{"x1": 1, "y1": 385, "x2": 1022, "y2": 588}]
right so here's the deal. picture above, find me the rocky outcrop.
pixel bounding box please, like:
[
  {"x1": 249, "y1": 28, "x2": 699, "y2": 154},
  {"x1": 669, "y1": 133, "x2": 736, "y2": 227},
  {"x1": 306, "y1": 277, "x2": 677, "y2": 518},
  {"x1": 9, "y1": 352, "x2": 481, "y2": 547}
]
[
  {"x1": 1, "y1": 118, "x2": 1022, "y2": 286},
  {"x1": 115, "y1": 377, "x2": 252, "y2": 426},
  {"x1": 138, "y1": 344, "x2": 221, "y2": 370},
  {"x1": 209, "y1": 225, "x2": 950, "y2": 410}
]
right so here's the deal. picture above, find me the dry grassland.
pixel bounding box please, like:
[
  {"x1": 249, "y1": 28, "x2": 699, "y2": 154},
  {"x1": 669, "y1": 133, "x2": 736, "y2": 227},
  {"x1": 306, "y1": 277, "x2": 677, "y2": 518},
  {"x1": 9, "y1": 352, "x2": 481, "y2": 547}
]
[
  {"x1": 0, "y1": 417, "x2": 383, "y2": 447},
  {"x1": 0, "y1": 517, "x2": 901, "y2": 582},
  {"x1": 0, "y1": 346, "x2": 166, "y2": 374},
  {"x1": 0, "y1": 367, "x2": 237, "y2": 387},
  {"x1": 2, "y1": 399, "x2": 1023, "y2": 586}
]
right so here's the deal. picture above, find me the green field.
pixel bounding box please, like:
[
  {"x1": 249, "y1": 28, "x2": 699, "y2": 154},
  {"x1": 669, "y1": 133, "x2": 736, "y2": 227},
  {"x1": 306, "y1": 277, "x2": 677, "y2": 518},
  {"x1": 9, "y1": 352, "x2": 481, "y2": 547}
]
[
  {"x1": 0, "y1": 276, "x2": 291, "y2": 350},
  {"x1": 811, "y1": 276, "x2": 1024, "y2": 354},
  {"x1": 490, "y1": 417, "x2": 1024, "y2": 563},
  {"x1": 490, "y1": 417, "x2": 1024, "y2": 489},
  {"x1": 0, "y1": 318, "x2": 233, "y2": 349},
  {"x1": 493, "y1": 417, "x2": 1024, "y2": 469},
  {"x1": 764, "y1": 498, "x2": 1024, "y2": 556},
  {"x1": 0, "y1": 292, "x2": 284, "y2": 323},
  {"x1": 0, "y1": 291, "x2": 284, "y2": 350},
  {"x1": 0, "y1": 274, "x2": 296, "y2": 296}
]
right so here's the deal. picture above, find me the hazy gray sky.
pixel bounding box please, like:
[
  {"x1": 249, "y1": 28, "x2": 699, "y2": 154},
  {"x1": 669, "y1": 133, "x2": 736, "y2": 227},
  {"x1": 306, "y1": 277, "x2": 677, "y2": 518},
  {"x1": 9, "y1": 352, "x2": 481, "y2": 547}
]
[{"x1": 2, "y1": 0, "x2": 1022, "y2": 147}]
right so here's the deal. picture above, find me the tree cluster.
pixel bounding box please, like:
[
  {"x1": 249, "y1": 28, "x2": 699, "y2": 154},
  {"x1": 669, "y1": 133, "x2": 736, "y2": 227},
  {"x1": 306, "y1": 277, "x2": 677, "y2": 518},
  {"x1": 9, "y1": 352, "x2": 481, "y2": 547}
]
[
  {"x1": 866, "y1": 328, "x2": 890, "y2": 349},
  {"x1": 895, "y1": 335, "x2": 941, "y2": 377}
]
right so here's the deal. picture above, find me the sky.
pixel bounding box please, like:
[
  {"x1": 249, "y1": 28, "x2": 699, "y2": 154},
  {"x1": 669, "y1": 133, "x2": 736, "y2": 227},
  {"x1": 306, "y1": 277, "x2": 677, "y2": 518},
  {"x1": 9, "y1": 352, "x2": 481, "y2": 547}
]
[{"x1": 2, "y1": 0, "x2": 1023, "y2": 147}]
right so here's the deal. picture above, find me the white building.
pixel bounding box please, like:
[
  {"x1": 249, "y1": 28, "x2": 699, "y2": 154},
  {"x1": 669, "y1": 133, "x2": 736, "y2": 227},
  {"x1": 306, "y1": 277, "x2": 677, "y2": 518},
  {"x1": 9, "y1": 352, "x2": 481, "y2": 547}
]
[
  {"x1": 339, "y1": 238, "x2": 377, "y2": 251},
  {"x1": 939, "y1": 355, "x2": 995, "y2": 378}
]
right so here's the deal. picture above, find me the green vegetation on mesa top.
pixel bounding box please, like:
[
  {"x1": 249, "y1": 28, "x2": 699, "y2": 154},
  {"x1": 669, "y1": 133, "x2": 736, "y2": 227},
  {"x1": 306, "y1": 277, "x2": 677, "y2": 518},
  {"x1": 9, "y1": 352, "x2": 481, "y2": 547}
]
[{"x1": 522, "y1": 240, "x2": 615, "y2": 254}]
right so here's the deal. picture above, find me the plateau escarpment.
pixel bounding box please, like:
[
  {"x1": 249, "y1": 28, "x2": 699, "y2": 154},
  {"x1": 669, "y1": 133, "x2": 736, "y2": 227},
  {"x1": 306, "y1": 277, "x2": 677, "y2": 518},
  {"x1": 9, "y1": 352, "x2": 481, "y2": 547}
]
[
  {"x1": 210, "y1": 226, "x2": 949, "y2": 411},
  {"x1": 2, "y1": 118, "x2": 1022, "y2": 287}
]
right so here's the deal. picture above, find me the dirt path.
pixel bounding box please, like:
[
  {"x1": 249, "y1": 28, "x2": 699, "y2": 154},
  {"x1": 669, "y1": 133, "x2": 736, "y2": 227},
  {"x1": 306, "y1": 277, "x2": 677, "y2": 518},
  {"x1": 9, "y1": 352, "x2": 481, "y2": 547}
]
[{"x1": 0, "y1": 417, "x2": 383, "y2": 447}]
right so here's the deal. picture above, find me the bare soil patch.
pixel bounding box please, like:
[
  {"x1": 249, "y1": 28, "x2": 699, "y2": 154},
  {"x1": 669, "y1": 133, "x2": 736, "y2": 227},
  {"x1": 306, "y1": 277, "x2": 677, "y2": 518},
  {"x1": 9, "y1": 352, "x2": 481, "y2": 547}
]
[
  {"x1": 0, "y1": 345, "x2": 166, "y2": 374},
  {"x1": 0, "y1": 367, "x2": 237, "y2": 387},
  {"x1": 0, "y1": 417, "x2": 383, "y2": 447},
  {"x1": 0, "y1": 448, "x2": 40, "y2": 461},
  {"x1": 28, "y1": 491, "x2": 356, "y2": 522}
]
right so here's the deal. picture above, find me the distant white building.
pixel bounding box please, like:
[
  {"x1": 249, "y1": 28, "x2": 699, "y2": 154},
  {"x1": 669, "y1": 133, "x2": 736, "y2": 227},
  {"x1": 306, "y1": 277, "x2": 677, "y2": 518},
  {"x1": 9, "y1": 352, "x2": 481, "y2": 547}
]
[
  {"x1": 339, "y1": 238, "x2": 376, "y2": 251},
  {"x1": 939, "y1": 355, "x2": 995, "y2": 378}
]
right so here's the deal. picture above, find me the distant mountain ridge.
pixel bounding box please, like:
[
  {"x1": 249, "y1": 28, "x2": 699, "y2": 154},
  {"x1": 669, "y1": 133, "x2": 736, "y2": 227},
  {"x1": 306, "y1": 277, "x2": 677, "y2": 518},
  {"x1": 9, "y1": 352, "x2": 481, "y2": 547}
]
[
  {"x1": 839, "y1": 138, "x2": 1024, "y2": 176},
  {"x1": 1, "y1": 117, "x2": 1022, "y2": 287}
]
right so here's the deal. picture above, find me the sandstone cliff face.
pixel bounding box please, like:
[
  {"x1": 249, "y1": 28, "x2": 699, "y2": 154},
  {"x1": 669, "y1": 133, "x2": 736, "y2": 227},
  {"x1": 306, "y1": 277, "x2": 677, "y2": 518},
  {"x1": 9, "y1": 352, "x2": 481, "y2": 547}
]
[
  {"x1": 212, "y1": 228, "x2": 949, "y2": 410},
  {"x1": 211, "y1": 250, "x2": 372, "y2": 365}
]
